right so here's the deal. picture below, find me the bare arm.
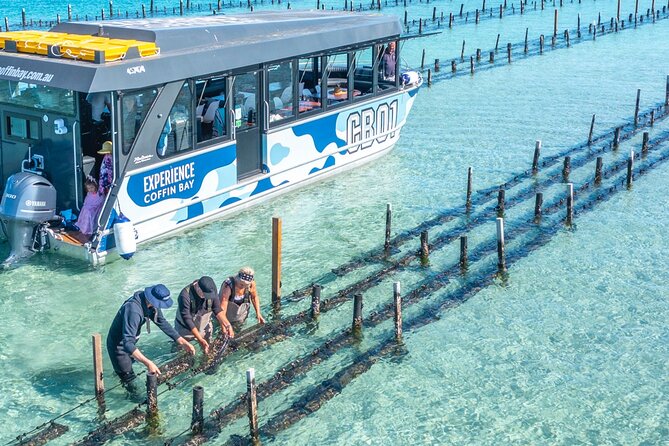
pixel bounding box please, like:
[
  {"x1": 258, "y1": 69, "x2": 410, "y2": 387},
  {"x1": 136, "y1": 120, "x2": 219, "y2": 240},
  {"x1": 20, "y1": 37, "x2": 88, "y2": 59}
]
[
  {"x1": 249, "y1": 282, "x2": 265, "y2": 324},
  {"x1": 131, "y1": 348, "x2": 161, "y2": 375}
]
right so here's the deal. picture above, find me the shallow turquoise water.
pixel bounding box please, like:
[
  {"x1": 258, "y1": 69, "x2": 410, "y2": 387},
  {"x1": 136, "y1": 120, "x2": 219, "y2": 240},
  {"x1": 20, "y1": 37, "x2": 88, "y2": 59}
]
[{"x1": 0, "y1": 0, "x2": 668, "y2": 444}]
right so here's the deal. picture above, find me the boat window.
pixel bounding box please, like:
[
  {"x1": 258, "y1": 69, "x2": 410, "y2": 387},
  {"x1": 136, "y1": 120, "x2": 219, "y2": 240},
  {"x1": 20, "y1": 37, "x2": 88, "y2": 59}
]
[
  {"x1": 352, "y1": 47, "x2": 374, "y2": 100},
  {"x1": 268, "y1": 60, "x2": 294, "y2": 124},
  {"x1": 195, "y1": 76, "x2": 227, "y2": 145},
  {"x1": 0, "y1": 81, "x2": 75, "y2": 116},
  {"x1": 324, "y1": 53, "x2": 352, "y2": 106},
  {"x1": 3, "y1": 113, "x2": 40, "y2": 141},
  {"x1": 377, "y1": 40, "x2": 398, "y2": 91},
  {"x1": 232, "y1": 72, "x2": 258, "y2": 129},
  {"x1": 121, "y1": 87, "x2": 159, "y2": 155},
  {"x1": 158, "y1": 82, "x2": 193, "y2": 158},
  {"x1": 298, "y1": 57, "x2": 322, "y2": 114}
]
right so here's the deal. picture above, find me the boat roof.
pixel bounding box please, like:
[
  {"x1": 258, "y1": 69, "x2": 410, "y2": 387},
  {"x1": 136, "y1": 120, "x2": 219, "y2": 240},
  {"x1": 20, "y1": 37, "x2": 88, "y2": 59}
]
[{"x1": 0, "y1": 11, "x2": 401, "y2": 93}]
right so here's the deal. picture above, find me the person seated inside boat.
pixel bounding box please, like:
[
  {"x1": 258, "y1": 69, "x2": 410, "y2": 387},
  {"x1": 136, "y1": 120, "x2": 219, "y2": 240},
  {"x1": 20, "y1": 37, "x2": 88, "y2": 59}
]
[
  {"x1": 76, "y1": 177, "x2": 105, "y2": 237},
  {"x1": 107, "y1": 284, "x2": 196, "y2": 387},
  {"x1": 97, "y1": 141, "x2": 113, "y2": 196},
  {"x1": 219, "y1": 267, "x2": 266, "y2": 330},
  {"x1": 174, "y1": 276, "x2": 235, "y2": 354}
]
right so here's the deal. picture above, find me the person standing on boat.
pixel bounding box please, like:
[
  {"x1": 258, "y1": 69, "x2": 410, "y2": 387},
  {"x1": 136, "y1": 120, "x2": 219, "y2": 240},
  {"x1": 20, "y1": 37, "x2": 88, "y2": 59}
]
[
  {"x1": 220, "y1": 267, "x2": 266, "y2": 329},
  {"x1": 97, "y1": 140, "x2": 113, "y2": 196},
  {"x1": 174, "y1": 276, "x2": 235, "y2": 354},
  {"x1": 107, "y1": 284, "x2": 195, "y2": 385},
  {"x1": 382, "y1": 41, "x2": 396, "y2": 80}
]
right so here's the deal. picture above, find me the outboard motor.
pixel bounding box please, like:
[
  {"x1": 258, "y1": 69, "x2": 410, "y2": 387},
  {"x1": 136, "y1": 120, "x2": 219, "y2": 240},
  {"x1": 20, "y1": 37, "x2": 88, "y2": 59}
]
[{"x1": 0, "y1": 172, "x2": 57, "y2": 264}]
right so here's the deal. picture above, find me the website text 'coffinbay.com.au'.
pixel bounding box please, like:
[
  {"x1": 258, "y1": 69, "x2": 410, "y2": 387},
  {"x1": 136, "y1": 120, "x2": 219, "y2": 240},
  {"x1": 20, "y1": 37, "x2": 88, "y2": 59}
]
[{"x1": 0, "y1": 65, "x2": 54, "y2": 83}]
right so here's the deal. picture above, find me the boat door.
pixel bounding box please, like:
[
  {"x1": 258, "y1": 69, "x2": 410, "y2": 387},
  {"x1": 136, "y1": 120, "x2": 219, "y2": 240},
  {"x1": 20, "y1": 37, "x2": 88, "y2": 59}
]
[{"x1": 232, "y1": 70, "x2": 263, "y2": 180}]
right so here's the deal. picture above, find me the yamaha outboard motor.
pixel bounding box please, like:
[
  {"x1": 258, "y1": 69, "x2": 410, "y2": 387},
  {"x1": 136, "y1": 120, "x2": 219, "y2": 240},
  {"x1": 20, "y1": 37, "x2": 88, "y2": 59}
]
[{"x1": 0, "y1": 172, "x2": 57, "y2": 265}]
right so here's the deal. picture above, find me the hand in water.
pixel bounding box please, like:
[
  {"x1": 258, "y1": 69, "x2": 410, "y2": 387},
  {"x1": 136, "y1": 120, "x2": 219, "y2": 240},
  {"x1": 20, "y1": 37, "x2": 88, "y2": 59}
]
[
  {"x1": 198, "y1": 338, "x2": 210, "y2": 354},
  {"x1": 257, "y1": 314, "x2": 266, "y2": 324},
  {"x1": 179, "y1": 339, "x2": 196, "y2": 355}
]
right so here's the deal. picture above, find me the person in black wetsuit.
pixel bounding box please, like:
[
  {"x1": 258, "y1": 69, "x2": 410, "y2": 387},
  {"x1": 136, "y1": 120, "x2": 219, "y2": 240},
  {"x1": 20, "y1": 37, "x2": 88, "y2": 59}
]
[
  {"x1": 174, "y1": 276, "x2": 235, "y2": 353},
  {"x1": 107, "y1": 284, "x2": 196, "y2": 384},
  {"x1": 219, "y1": 267, "x2": 266, "y2": 330}
]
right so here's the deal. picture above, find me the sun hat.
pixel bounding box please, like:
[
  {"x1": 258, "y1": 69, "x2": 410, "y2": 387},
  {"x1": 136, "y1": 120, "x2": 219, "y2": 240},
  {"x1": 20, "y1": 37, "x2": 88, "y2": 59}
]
[
  {"x1": 195, "y1": 276, "x2": 218, "y2": 300},
  {"x1": 144, "y1": 284, "x2": 173, "y2": 309},
  {"x1": 98, "y1": 140, "x2": 112, "y2": 155}
]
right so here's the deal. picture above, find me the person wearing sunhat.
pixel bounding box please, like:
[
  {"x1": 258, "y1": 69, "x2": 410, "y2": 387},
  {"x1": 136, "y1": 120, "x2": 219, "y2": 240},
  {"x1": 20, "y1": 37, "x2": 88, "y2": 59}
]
[
  {"x1": 220, "y1": 267, "x2": 266, "y2": 329},
  {"x1": 97, "y1": 140, "x2": 113, "y2": 196},
  {"x1": 174, "y1": 276, "x2": 235, "y2": 354},
  {"x1": 107, "y1": 284, "x2": 196, "y2": 385}
]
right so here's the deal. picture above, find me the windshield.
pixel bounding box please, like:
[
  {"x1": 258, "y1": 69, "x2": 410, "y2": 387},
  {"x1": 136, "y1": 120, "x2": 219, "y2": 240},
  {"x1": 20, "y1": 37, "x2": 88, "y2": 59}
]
[{"x1": 0, "y1": 81, "x2": 75, "y2": 116}]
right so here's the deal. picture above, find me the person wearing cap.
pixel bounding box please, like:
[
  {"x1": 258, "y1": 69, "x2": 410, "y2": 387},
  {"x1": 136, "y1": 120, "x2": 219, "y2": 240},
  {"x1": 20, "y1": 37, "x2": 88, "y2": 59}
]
[
  {"x1": 97, "y1": 141, "x2": 113, "y2": 196},
  {"x1": 174, "y1": 276, "x2": 235, "y2": 354},
  {"x1": 219, "y1": 267, "x2": 266, "y2": 328},
  {"x1": 107, "y1": 284, "x2": 196, "y2": 384}
]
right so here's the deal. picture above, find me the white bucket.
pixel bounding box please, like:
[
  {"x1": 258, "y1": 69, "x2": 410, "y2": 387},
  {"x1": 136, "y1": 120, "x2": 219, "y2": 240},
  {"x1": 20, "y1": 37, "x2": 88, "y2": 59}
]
[{"x1": 113, "y1": 220, "x2": 136, "y2": 260}]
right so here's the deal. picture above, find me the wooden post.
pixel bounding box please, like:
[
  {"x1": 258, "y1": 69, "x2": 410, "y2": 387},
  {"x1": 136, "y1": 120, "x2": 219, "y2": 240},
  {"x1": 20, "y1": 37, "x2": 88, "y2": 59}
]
[
  {"x1": 427, "y1": 69, "x2": 432, "y2": 86},
  {"x1": 482, "y1": 0, "x2": 486, "y2": 11},
  {"x1": 642, "y1": 131, "x2": 649, "y2": 155},
  {"x1": 566, "y1": 183, "x2": 574, "y2": 225},
  {"x1": 650, "y1": 110, "x2": 655, "y2": 126},
  {"x1": 452, "y1": 59, "x2": 457, "y2": 72},
  {"x1": 613, "y1": 127, "x2": 620, "y2": 149},
  {"x1": 432, "y1": 6, "x2": 436, "y2": 21},
  {"x1": 595, "y1": 157, "x2": 603, "y2": 184},
  {"x1": 507, "y1": 42, "x2": 511, "y2": 63},
  {"x1": 588, "y1": 114, "x2": 595, "y2": 145},
  {"x1": 146, "y1": 373, "x2": 158, "y2": 417},
  {"x1": 666, "y1": 75, "x2": 669, "y2": 106},
  {"x1": 534, "y1": 192, "x2": 543, "y2": 222},
  {"x1": 434, "y1": 58, "x2": 440, "y2": 72},
  {"x1": 495, "y1": 34, "x2": 500, "y2": 51},
  {"x1": 634, "y1": 88, "x2": 641, "y2": 127},
  {"x1": 524, "y1": 28, "x2": 528, "y2": 53},
  {"x1": 532, "y1": 140, "x2": 541, "y2": 173},
  {"x1": 460, "y1": 235, "x2": 468, "y2": 268},
  {"x1": 420, "y1": 49, "x2": 425, "y2": 70},
  {"x1": 384, "y1": 203, "x2": 392, "y2": 251},
  {"x1": 271, "y1": 217, "x2": 282, "y2": 312},
  {"x1": 109, "y1": 0, "x2": 113, "y2": 18},
  {"x1": 577, "y1": 13, "x2": 581, "y2": 35},
  {"x1": 476, "y1": 8, "x2": 480, "y2": 23},
  {"x1": 617, "y1": 0, "x2": 621, "y2": 20},
  {"x1": 393, "y1": 282, "x2": 402, "y2": 341},
  {"x1": 352, "y1": 294, "x2": 363, "y2": 335},
  {"x1": 627, "y1": 150, "x2": 634, "y2": 188},
  {"x1": 499, "y1": 4, "x2": 503, "y2": 18},
  {"x1": 142, "y1": 4, "x2": 146, "y2": 17},
  {"x1": 311, "y1": 284, "x2": 321, "y2": 318},
  {"x1": 151, "y1": 0, "x2": 154, "y2": 12},
  {"x1": 419, "y1": 18, "x2": 423, "y2": 34},
  {"x1": 449, "y1": 12, "x2": 453, "y2": 27},
  {"x1": 191, "y1": 386, "x2": 204, "y2": 435},
  {"x1": 461, "y1": 40, "x2": 465, "y2": 61},
  {"x1": 553, "y1": 8, "x2": 558, "y2": 36},
  {"x1": 476, "y1": 48, "x2": 481, "y2": 61},
  {"x1": 496, "y1": 188, "x2": 505, "y2": 216},
  {"x1": 470, "y1": 56, "x2": 475, "y2": 74},
  {"x1": 539, "y1": 34, "x2": 544, "y2": 54},
  {"x1": 562, "y1": 156, "x2": 571, "y2": 180},
  {"x1": 404, "y1": 10, "x2": 407, "y2": 26},
  {"x1": 68, "y1": 4, "x2": 72, "y2": 21},
  {"x1": 21, "y1": 8, "x2": 26, "y2": 27},
  {"x1": 496, "y1": 218, "x2": 506, "y2": 272},
  {"x1": 466, "y1": 166, "x2": 473, "y2": 209},
  {"x1": 180, "y1": 0, "x2": 184, "y2": 15},
  {"x1": 246, "y1": 369, "x2": 259, "y2": 443},
  {"x1": 420, "y1": 231, "x2": 429, "y2": 265},
  {"x1": 92, "y1": 333, "x2": 105, "y2": 403},
  {"x1": 459, "y1": 3, "x2": 464, "y2": 16},
  {"x1": 489, "y1": 51, "x2": 495, "y2": 63}
]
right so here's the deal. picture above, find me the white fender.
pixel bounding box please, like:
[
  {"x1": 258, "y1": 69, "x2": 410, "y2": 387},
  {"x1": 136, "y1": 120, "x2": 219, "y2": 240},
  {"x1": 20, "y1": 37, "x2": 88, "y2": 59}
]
[{"x1": 114, "y1": 220, "x2": 136, "y2": 260}]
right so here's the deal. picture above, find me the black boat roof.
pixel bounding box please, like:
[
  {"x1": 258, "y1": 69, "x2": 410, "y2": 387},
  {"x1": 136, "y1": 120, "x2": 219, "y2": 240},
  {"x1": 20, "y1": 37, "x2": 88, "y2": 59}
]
[{"x1": 0, "y1": 11, "x2": 401, "y2": 93}]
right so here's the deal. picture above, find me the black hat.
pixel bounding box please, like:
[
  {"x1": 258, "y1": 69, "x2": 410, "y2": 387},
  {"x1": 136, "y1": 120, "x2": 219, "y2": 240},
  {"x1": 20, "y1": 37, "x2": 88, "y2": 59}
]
[{"x1": 196, "y1": 276, "x2": 218, "y2": 300}]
